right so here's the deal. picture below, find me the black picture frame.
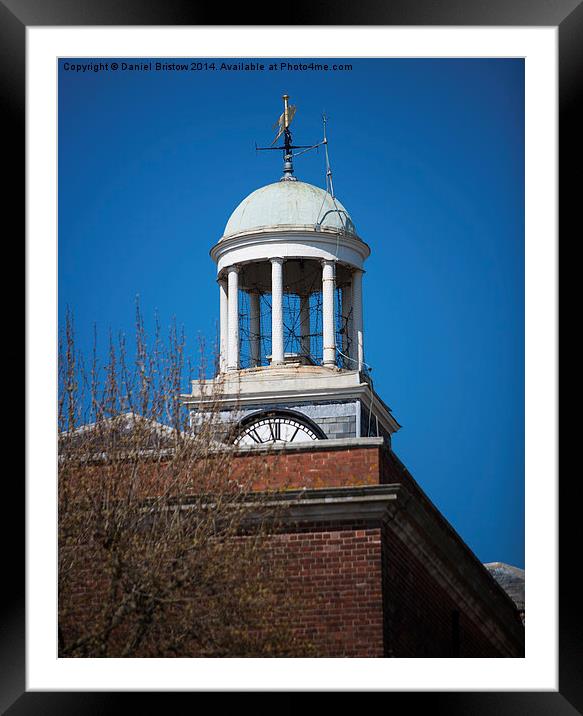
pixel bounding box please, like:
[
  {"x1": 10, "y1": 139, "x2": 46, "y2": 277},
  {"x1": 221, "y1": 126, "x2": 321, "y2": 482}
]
[{"x1": 10, "y1": 0, "x2": 576, "y2": 711}]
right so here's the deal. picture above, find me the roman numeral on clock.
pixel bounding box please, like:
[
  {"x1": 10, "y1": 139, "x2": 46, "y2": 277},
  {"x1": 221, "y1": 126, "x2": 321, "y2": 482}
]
[{"x1": 269, "y1": 421, "x2": 281, "y2": 441}]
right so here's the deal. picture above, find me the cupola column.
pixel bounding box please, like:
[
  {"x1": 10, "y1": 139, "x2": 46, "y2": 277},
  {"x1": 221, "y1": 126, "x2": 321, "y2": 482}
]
[
  {"x1": 322, "y1": 260, "x2": 336, "y2": 367},
  {"x1": 351, "y1": 268, "x2": 364, "y2": 372},
  {"x1": 218, "y1": 277, "x2": 228, "y2": 372},
  {"x1": 271, "y1": 258, "x2": 285, "y2": 365},
  {"x1": 249, "y1": 289, "x2": 261, "y2": 367},
  {"x1": 227, "y1": 265, "x2": 240, "y2": 371}
]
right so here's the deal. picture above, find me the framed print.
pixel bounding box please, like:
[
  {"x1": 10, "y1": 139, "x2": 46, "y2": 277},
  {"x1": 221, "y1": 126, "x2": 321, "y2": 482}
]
[{"x1": 9, "y1": 0, "x2": 577, "y2": 711}]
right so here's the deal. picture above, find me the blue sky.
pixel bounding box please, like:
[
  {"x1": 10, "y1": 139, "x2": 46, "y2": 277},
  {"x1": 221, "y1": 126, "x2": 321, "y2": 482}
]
[{"x1": 58, "y1": 58, "x2": 524, "y2": 567}]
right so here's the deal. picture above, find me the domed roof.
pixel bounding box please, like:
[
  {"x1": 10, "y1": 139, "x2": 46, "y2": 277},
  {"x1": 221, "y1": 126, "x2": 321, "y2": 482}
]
[{"x1": 221, "y1": 180, "x2": 358, "y2": 241}]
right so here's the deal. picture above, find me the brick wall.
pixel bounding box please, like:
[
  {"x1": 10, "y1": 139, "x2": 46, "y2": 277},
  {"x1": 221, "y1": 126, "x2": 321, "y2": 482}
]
[
  {"x1": 269, "y1": 524, "x2": 385, "y2": 657},
  {"x1": 230, "y1": 440, "x2": 428, "y2": 493},
  {"x1": 60, "y1": 522, "x2": 385, "y2": 658},
  {"x1": 69, "y1": 442, "x2": 385, "y2": 498},
  {"x1": 70, "y1": 440, "x2": 403, "y2": 497},
  {"x1": 231, "y1": 444, "x2": 382, "y2": 491}
]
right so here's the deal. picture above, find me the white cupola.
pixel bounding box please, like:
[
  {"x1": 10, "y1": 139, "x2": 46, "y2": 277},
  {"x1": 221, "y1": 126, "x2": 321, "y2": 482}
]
[
  {"x1": 182, "y1": 95, "x2": 400, "y2": 447},
  {"x1": 210, "y1": 96, "x2": 370, "y2": 375}
]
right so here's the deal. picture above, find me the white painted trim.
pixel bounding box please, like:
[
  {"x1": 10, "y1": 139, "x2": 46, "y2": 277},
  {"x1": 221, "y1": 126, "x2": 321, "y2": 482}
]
[{"x1": 211, "y1": 228, "x2": 371, "y2": 275}]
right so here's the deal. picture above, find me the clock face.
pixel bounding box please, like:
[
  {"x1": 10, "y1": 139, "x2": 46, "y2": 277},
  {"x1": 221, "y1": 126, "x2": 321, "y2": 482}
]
[{"x1": 233, "y1": 413, "x2": 321, "y2": 446}]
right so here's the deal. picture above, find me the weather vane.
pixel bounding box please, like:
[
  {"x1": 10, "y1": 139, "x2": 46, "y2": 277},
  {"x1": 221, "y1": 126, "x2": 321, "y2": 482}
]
[{"x1": 255, "y1": 94, "x2": 331, "y2": 185}]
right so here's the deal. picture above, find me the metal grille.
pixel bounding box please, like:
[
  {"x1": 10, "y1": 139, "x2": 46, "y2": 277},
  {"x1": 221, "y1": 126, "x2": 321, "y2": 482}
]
[{"x1": 238, "y1": 286, "x2": 352, "y2": 370}]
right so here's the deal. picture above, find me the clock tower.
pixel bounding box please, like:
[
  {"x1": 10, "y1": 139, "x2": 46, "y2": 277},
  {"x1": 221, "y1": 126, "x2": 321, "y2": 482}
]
[
  {"x1": 178, "y1": 96, "x2": 523, "y2": 658},
  {"x1": 182, "y1": 96, "x2": 400, "y2": 446}
]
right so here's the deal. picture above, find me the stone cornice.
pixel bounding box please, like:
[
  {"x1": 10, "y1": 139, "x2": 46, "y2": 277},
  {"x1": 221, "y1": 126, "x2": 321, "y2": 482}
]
[
  {"x1": 182, "y1": 369, "x2": 401, "y2": 435},
  {"x1": 233, "y1": 436, "x2": 385, "y2": 455}
]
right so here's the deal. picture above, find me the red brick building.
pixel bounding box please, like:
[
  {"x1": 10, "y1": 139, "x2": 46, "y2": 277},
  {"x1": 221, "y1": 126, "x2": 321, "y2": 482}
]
[
  {"x1": 176, "y1": 96, "x2": 524, "y2": 657},
  {"x1": 227, "y1": 438, "x2": 524, "y2": 657},
  {"x1": 61, "y1": 421, "x2": 524, "y2": 657},
  {"x1": 29, "y1": 95, "x2": 515, "y2": 660}
]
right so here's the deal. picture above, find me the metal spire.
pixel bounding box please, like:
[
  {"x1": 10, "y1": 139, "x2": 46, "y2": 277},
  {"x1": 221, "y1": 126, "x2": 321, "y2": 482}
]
[{"x1": 280, "y1": 95, "x2": 295, "y2": 180}]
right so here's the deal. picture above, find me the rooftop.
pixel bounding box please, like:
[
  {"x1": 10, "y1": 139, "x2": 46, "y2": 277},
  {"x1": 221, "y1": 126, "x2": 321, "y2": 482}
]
[{"x1": 484, "y1": 562, "x2": 525, "y2": 615}]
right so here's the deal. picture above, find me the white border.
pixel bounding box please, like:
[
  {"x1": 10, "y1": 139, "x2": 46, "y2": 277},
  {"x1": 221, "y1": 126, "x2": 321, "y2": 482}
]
[{"x1": 27, "y1": 27, "x2": 557, "y2": 691}]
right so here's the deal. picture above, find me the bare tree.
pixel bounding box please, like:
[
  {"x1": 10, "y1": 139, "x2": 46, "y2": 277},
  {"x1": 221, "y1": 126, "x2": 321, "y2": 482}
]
[{"x1": 58, "y1": 306, "x2": 312, "y2": 657}]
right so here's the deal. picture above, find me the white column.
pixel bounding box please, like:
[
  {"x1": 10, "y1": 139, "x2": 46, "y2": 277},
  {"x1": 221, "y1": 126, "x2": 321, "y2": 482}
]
[
  {"x1": 249, "y1": 290, "x2": 261, "y2": 367},
  {"x1": 227, "y1": 265, "x2": 239, "y2": 371},
  {"x1": 352, "y1": 268, "x2": 364, "y2": 372},
  {"x1": 322, "y1": 260, "x2": 336, "y2": 367},
  {"x1": 342, "y1": 282, "x2": 352, "y2": 364},
  {"x1": 218, "y1": 277, "x2": 228, "y2": 373},
  {"x1": 271, "y1": 258, "x2": 285, "y2": 365},
  {"x1": 299, "y1": 293, "x2": 311, "y2": 359}
]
